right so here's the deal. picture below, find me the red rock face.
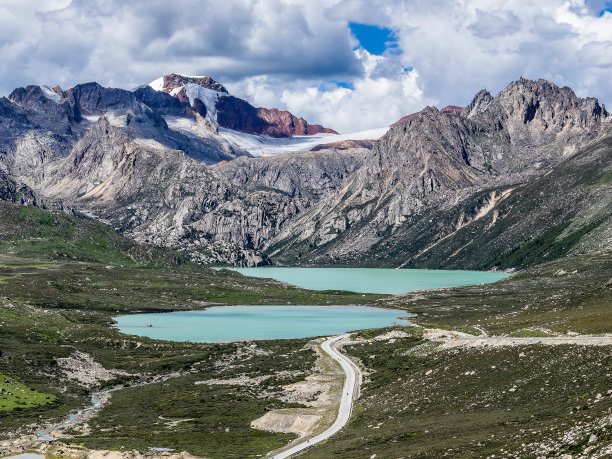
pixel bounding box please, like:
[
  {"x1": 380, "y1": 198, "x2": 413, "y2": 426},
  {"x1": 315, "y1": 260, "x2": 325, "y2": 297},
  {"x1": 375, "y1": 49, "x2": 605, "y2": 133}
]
[
  {"x1": 310, "y1": 139, "x2": 375, "y2": 152},
  {"x1": 216, "y1": 96, "x2": 337, "y2": 137},
  {"x1": 255, "y1": 107, "x2": 337, "y2": 137},
  {"x1": 391, "y1": 112, "x2": 421, "y2": 126},
  {"x1": 440, "y1": 105, "x2": 463, "y2": 115},
  {"x1": 392, "y1": 105, "x2": 464, "y2": 126}
]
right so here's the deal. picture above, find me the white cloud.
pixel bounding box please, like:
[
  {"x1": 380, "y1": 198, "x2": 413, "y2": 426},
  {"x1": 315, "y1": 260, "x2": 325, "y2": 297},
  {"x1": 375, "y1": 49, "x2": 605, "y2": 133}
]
[
  {"x1": 1, "y1": 0, "x2": 611, "y2": 132},
  {"x1": 277, "y1": 50, "x2": 433, "y2": 132}
]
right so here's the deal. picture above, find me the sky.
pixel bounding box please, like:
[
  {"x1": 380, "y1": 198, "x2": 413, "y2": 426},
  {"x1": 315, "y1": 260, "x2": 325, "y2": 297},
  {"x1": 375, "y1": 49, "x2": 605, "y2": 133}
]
[{"x1": 1, "y1": 0, "x2": 611, "y2": 133}]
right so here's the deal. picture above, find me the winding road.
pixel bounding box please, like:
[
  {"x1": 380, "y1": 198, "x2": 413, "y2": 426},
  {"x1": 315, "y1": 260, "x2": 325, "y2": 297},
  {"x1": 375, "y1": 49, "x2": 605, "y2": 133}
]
[{"x1": 272, "y1": 334, "x2": 359, "y2": 459}]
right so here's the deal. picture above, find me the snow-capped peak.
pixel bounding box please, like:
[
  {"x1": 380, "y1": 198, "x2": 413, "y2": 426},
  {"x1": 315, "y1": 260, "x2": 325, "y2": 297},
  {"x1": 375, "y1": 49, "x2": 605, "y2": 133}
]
[
  {"x1": 148, "y1": 77, "x2": 164, "y2": 92},
  {"x1": 147, "y1": 73, "x2": 228, "y2": 94}
]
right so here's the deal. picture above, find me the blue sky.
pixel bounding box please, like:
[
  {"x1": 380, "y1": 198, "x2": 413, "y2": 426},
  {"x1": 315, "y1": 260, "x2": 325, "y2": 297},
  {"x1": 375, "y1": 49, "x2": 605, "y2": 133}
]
[
  {"x1": 348, "y1": 23, "x2": 398, "y2": 55},
  {"x1": 586, "y1": 0, "x2": 612, "y2": 14},
  {"x1": 1, "y1": 1, "x2": 611, "y2": 133}
]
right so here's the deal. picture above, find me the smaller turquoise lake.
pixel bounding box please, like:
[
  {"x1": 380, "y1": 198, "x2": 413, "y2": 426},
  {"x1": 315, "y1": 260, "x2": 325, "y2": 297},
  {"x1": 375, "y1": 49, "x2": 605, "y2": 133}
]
[
  {"x1": 221, "y1": 267, "x2": 510, "y2": 294},
  {"x1": 114, "y1": 306, "x2": 410, "y2": 343}
]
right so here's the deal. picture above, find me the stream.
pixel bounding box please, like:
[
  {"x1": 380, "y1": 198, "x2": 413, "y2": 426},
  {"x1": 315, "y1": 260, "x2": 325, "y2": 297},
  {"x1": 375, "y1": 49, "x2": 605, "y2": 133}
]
[{"x1": 36, "y1": 385, "x2": 123, "y2": 442}]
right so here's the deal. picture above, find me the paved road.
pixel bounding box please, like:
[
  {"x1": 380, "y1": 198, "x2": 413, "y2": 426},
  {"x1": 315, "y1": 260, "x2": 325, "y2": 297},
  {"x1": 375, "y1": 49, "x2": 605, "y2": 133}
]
[{"x1": 272, "y1": 334, "x2": 358, "y2": 459}]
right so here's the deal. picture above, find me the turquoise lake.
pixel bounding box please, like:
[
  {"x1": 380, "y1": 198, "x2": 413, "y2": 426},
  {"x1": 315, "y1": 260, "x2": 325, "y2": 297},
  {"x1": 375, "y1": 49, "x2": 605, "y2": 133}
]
[
  {"x1": 221, "y1": 267, "x2": 510, "y2": 294},
  {"x1": 114, "y1": 305, "x2": 411, "y2": 343},
  {"x1": 114, "y1": 268, "x2": 509, "y2": 342}
]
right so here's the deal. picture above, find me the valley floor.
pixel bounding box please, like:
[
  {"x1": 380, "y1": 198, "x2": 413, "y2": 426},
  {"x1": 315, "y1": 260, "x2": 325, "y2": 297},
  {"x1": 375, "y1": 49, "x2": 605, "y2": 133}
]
[{"x1": 0, "y1": 251, "x2": 610, "y2": 458}]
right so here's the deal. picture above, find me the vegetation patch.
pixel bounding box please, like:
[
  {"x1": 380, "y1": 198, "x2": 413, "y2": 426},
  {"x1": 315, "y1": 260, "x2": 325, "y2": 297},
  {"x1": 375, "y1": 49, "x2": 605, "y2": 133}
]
[{"x1": 0, "y1": 374, "x2": 56, "y2": 412}]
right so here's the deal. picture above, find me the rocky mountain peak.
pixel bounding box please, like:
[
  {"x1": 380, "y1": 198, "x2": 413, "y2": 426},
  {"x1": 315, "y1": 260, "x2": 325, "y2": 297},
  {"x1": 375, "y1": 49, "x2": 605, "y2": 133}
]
[
  {"x1": 493, "y1": 77, "x2": 608, "y2": 123},
  {"x1": 149, "y1": 73, "x2": 228, "y2": 94},
  {"x1": 392, "y1": 105, "x2": 463, "y2": 127},
  {"x1": 461, "y1": 89, "x2": 494, "y2": 118}
]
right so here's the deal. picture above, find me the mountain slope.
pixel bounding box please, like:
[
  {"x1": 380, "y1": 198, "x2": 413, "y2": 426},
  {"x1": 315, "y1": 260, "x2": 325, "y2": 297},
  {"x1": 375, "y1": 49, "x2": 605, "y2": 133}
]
[
  {"x1": 268, "y1": 79, "x2": 611, "y2": 269},
  {"x1": 217, "y1": 145, "x2": 371, "y2": 199},
  {"x1": 18, "y1": 116, "x2": 306, "y2": 266},
  {"x1": 276, "y1": 130, "x2": 611, "y2": 269},
  {"x1": 2, "y1": 77, "x2": 610, "y2": 269},
  {"x1": 0, "y1": 201, "x2": 184, "y2": 266},
  {"x1": 0, "y1": 170, "x2": 42, "y2": 206}
]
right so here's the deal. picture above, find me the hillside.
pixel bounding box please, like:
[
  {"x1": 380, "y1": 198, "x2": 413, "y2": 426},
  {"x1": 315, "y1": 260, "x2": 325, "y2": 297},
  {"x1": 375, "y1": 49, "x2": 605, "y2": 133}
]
[
  {"x1": 271, "y1": 128, "x2": 612, "y2": 269},
  {"x1": 0, "y1": 202, "x2": 184, "y2": 267}
]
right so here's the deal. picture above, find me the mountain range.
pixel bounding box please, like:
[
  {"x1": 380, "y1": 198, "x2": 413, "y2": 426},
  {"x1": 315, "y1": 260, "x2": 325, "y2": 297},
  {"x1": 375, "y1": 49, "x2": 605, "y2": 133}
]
[{"x1": 0, "y1": 74, "x2": 610, "y2": 268}]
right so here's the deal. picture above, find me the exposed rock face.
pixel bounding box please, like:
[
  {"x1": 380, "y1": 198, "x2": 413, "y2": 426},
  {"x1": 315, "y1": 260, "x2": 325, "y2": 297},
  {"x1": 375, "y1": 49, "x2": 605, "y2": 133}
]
[
  {"x1": 0, "y1": 170, "x2": 42, "y2": 206},
  {"x1": 392, "y1": 105, "x2": 463, "y2": 126},
  {"x1": 2, "y1": 81, "x2": 247, "y2": 167},
  {"x1": 215, "y1": 95, "x2": 337, "y2": 137},
  {"x1": 268, "y1": 78, "x2": 611, "y2": 268},
  {"x1": 440, "y1": 105, "x2": 463, "y2": 115},
  {"x1": 309, "y1": 139, "x2": 375, "y2": 152},
  {"x1": 218, "y1": 146, "x2": 370, "y2": 199},
  {"x1": 154, "y1": 73, "x2": 229, "y2": 94},
  {"x1": 0, "y1": 76, "x2": 343, "y2": 265},
  {"x1": 17, "y1": 117, "x2": 303, "y2": 266},
  {"x1": 132, "y1": 86, "x2": 194, "y2": 119}
]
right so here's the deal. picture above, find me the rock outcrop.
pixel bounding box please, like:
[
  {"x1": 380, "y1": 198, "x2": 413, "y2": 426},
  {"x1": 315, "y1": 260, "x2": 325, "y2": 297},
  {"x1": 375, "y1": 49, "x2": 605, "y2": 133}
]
[
  {"x1": 218, "y1": 146, "x2": 370, "y2": 199},
  {"x1": 392, "y1": 105, "x2": 463, "y2": 126},
  {"x1": 0, "y1": 170, "x2": 42, "y2": 206}
]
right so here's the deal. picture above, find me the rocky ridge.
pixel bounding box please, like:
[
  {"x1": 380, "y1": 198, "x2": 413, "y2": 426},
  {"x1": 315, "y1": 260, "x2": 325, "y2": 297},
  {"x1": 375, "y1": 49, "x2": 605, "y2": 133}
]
[
  {"x1": 268, "y1": 78, "x2": 611, "y2": 268},
  {"x1": 149, "y1": 73, "x2": 337, "y2": 137},
  {"x1": 0, "y1": 75, "x2": 347, "y2": 264}
]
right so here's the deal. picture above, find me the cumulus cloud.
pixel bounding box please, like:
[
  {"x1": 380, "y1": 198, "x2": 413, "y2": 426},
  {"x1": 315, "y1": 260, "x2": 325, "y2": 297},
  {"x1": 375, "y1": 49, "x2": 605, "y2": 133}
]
[
  {"x1": 275, "y1": 50, "x2": 433, "y2": 132},
  {"x1": 469, "y1": 9, "x2": 522, "y2": 39},
  {"x1": 1, "y1": 0, "x2": 611, "y2": 132}
]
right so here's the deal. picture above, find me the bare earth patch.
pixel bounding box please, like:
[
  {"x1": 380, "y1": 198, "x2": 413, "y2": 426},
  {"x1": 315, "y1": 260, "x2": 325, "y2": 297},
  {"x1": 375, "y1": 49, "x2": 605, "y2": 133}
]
[
  {"x1": 251, "y1": 338, "x2": 347, "y2": 444},
  {"x1": 56, "y1": 351, "x2": 132, "y2": 388}
]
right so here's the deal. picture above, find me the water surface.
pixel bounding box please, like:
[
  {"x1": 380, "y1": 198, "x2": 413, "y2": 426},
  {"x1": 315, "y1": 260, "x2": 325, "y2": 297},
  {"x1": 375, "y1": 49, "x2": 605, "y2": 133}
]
[
  {"x1": 114, "y1": 305, "x2": 410, "y2": 343},
  {"x1": 223, "y1": 267, "x2": 509, "y2": 294}
]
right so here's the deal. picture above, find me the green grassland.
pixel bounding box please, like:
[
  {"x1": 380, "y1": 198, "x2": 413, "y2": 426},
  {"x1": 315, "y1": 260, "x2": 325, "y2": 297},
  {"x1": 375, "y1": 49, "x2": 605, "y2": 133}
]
[
  {"x1": 0, "y1": 374, "x2": 56, "y2": 411},
  {"x1": 0, "y1": 201, "x2": 381, "y2": 456},
  {"x1": 64, "y1": 340, "x2": 314, "y2": 456},
  {"x1": 384, "y1": 252, "x2": 612, "y2": 336}
]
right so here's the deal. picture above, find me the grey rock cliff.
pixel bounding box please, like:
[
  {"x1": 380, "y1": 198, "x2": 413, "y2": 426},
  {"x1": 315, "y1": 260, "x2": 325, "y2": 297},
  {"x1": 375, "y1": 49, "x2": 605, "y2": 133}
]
[{"x1": 218, "y1": 146, "x2": 370, "y2": 199}]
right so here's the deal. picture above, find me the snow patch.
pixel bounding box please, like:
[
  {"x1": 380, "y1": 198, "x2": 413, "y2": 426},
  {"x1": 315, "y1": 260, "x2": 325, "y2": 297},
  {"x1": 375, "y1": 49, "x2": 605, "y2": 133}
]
[
  {"x1": 82, "y1": 115, "x2": 100, "y2": 123},
  {"x1": 38, "y1": 85, "x2": 61, "y2": 103},
  {"x1": 168, "y1": 83, "x2": 225, "y2": 122},
  {"x1": 105, "y1": 113, "x2": 128, "y2": 127},
  {"x1": 219, "y1": 126, "x2": 389, "y2": 157},
  {"x1": 148, "y1": 77, "x2": 164, "y2": 92},
  {"x1": 185, "y1": 84, "x2": 223, "y2": 118},
  {"x1": 164, "y1": 116, "x2": 196, "y2": 130},
  {"x1": 164, "y1": 116, "x2": 217, "y2": 141}
]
